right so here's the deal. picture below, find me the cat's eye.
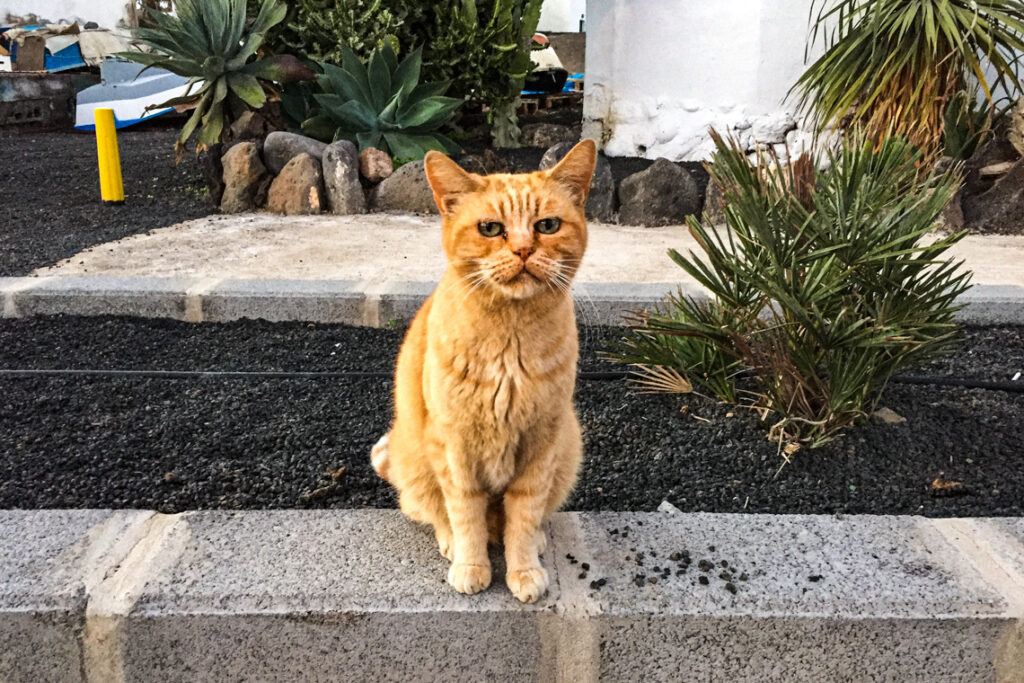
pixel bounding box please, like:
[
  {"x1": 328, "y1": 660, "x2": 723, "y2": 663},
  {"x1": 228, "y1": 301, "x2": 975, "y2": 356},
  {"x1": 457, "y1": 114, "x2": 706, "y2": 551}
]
[
  {"x1": 478, "y1": 221, "x2": 504, "y2": 237},
  {"x1": 534, "y1": 217, "x2": 561, "y2": 235}
]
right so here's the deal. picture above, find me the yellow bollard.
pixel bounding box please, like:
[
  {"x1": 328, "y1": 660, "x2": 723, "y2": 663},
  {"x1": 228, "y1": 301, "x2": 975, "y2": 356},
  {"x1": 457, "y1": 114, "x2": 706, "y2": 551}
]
[{"x1": 94, "y1": 108, "x2": 125, "y2": 204}]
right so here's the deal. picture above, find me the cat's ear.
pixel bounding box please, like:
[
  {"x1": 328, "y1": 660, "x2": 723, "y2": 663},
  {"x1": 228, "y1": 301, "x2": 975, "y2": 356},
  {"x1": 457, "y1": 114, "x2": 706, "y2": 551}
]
[
  {"x1": 424, "y1": 151, "x2": 484, "y2": 215},
  {"x1": 546, "y1": 139, "x2": 597, "y2": 207}
]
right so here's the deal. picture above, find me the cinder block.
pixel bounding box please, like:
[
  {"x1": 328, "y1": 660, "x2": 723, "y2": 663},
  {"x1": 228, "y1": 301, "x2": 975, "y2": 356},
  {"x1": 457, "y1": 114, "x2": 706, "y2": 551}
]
[
  {"x1": 120, "y1": 510, "x2": 557, "y2": 682},
  {"x1": 12, "y1": 276, "x2": 194, "y2": 320},
  {"x1": 552, "y1": 511, "x2": 1019, "y2": 682},
  {"x1": 0, "y1": 510, "x2": 153, "y2": 683},
  {"x1": 202, "y1": 279, "x2": 365, "y2": 323}
]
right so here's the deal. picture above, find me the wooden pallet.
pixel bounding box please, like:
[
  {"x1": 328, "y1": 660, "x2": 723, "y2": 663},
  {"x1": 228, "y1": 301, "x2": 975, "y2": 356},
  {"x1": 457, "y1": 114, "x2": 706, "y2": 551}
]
[{"x1": 518, "y1": 91, "x2": 583, "y2": 115}]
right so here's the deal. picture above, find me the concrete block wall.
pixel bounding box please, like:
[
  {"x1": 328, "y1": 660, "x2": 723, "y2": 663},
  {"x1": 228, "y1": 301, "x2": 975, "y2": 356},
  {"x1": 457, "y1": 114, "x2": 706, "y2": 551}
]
[{"x1": 2, "y1": 509, "x2": 1023, "y2": 681}]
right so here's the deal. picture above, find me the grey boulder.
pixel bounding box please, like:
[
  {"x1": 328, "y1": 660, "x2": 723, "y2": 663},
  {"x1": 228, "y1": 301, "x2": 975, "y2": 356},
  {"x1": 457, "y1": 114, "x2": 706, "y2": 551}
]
[
  {"x1": 263, "y1": 132, "x2": 327, "y2": 175},
  {"x1": 322, "y1": 140, "x2": 366, "y2": 214},
  {"x1": 521, "y1": 123, "x2": 578, "y2": 148},
  {"x1": 539, "y1": 140, "x2": 614, "y2": 222},
  {"x1": 617, "y1": 158, "x2": 701, "y2": 226},
  {"x1": 370, "y1": 160, "x2": 438, "y2": 214}
]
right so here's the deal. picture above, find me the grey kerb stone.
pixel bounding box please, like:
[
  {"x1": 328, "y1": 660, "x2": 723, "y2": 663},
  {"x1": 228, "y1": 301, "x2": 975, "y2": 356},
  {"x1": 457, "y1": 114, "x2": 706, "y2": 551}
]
[{"x1": 3, "y1": 277, "x2": 1024, "y2": 327}]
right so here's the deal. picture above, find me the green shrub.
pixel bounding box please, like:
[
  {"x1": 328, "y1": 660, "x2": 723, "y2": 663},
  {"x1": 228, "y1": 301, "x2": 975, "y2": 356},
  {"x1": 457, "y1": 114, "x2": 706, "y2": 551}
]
[
  {"x1": 299, "y1": 43, "x2": 461, "y2": 158},
  {"x1": 613, "y1": 132, "x2": 972, "y2": 448},
  {"x1": 263, "y1": 0, "x2": 544, "y2": 145},
  {"x1": 792, "y1": 0, "x2": 1024, "y2": 159},
  {"x1": 252, "y1": 0, "x2": 422, "y2": 65},
  {"x1": 123, "y1": 0, "x2": 314, "y2": 160}
]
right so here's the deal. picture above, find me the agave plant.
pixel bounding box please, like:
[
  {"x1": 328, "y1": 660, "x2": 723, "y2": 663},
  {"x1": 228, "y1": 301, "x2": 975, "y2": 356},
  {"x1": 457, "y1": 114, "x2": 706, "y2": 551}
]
[
  {"x1": 613, "y1": 132, "x2": 972, "y2": 448},
  {"x1": 792, "y1": 0, "x2": 1024, "y2": 158},
  {"x1": 300, "y1": 42, "x2": 462, "y2": 159},
  {"x1": 121, "y1": 0, "x2": 314, "y2": 160}
]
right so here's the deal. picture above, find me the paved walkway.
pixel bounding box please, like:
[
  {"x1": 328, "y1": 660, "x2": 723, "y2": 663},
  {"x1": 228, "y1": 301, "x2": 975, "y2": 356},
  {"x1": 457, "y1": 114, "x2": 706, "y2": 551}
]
[{"x1": 34, "y1": 212, "x2": 1024, "y2": 289}]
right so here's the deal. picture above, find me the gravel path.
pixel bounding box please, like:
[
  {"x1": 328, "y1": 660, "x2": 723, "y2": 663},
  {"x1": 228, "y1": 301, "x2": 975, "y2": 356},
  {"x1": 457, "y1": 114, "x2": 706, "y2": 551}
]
[
  {"x1": 1, "y1": 316, "x2": 1021, "y2": 515},
  {"x1": 0, "y1": 124, "x2": 211, "y2": 276}
]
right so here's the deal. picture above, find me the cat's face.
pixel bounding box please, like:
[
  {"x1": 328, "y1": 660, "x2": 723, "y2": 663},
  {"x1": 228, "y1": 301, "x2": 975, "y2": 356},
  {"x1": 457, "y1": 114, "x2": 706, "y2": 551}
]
[{"x1": 424, "y1": 140, "x2": 597, "y2": 300}]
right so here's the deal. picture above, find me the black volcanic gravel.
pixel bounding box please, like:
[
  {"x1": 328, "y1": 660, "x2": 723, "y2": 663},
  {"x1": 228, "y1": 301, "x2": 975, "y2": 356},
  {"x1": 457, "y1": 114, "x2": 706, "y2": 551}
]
[
  {"x1": 0, "y1": 124, "x2": 211, "y2": 276},
  {"x1": 1, "y1": 316, "x2": 1022, "y2": 514}
]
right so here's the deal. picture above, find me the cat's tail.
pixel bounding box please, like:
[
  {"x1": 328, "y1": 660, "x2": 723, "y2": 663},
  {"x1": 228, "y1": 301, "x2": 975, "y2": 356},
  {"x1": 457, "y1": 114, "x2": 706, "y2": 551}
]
[{"x1": 370, "y1": 432, "x2": 391, "y2": 482}]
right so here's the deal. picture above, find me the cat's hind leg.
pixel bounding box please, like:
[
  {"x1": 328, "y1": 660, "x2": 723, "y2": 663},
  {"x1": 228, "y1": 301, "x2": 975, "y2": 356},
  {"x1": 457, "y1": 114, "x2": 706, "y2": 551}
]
[
  {"x1": 397, "y1": 471, "x2": 455, "y2": 562},
  {"x1": 370, "y1": 432, "x2": 391, "y2": 482}
]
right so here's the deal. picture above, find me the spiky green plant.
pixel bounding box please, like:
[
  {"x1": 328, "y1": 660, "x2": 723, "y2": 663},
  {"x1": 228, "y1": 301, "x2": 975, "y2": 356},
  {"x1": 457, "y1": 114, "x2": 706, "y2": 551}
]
[
  {"x1": 792, "y1": 0, "x2": 1024, "y2": 159},
  {"x1": 613, "y1": 132, "x2": 973, "y2": 448},
  {"x1": 943, "y1": 89, "x2": 993, "y2": 160},
  {"x1": 121, "y1": 0, "x2": 314, "y2": 160},
  {"x1": 300, "y1": 42, "x2": 462, "y2": 159},
  {"x1": 265, "y1": 0, "x2": 544, "y2": 146}
]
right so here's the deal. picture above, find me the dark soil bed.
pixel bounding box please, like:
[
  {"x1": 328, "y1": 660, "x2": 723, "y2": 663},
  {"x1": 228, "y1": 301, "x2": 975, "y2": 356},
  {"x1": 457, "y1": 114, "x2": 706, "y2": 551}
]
[
  {"x1": 1, "y1": 316, "x2": 1021, "y2": 516},
  {"x1": 0, "y1": 122, "x2": 211, "y2": 276}
]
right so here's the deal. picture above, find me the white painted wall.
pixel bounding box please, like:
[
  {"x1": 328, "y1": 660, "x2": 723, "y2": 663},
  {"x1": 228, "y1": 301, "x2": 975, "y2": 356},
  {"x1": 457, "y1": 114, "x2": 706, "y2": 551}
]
[
  {"x1": 539, "y1": 0, "x2": 586, "y2": 33},
  {"x1": 584, "y1": 0, "x2": 826, "y2": 160},
  {"x1": 1, "y1": 0, "x2": 131, "y2": 30}
]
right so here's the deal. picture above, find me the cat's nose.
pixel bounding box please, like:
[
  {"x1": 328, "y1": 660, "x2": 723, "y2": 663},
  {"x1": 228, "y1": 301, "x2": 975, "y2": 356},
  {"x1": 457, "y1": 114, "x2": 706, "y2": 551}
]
[{"x1": 512, "y1": 245, "x2": 534, "y2": 261}]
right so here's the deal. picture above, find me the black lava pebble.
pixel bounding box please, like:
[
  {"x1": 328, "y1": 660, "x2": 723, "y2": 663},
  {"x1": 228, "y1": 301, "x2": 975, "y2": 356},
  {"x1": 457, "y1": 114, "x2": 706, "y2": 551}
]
[
  {"x1": 1, "y1": 126, "x2": 212, "y2": 276},
  {"x1": 0, "y1": 318, "x2": 1022, "y2": 516}
]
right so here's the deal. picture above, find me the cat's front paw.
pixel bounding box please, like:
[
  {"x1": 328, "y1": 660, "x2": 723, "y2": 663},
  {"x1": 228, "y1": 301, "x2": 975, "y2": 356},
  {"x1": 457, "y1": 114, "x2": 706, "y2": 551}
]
[
  {"x1": 448, "y1": 562, "x2": 492, "y2": 595},
  {"x1": 507, "y1": 566, "x2": 549, "y2": 603}
]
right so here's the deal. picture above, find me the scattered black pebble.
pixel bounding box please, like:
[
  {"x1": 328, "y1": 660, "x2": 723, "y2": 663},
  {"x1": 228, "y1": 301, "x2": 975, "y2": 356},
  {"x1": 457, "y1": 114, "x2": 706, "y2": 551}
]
[
  {"x1": 589, "y1": 578, "x2": 607, "y2": 590},
  {"x1": 676, "y1": 569, "x2": 685, "y2": 576},
  {"x1": 648, "y1": 577, "x2": 658, "y2": 584},
  {"x1": 633, "y1": 576, "x2": 645, "y2": 587},
  {"x1": 698, "y1": 559, "x2": 714, "y2": 572},
  {"x1": 699, "y1": 576, "x2": 709, "y2": 585},
  {"x1": 708, "y1": 545, "x2": 716, "y2": 552},
  {"x1": 5, "y1": 318, "x2": 1023, "y2": 516},
  {"x1": 578, "y1": 572, "x2": 587, "y2": 580},
  {"x1": 720, "y1": 559, "x2": 729, "y2": 568},
  {"x1": 725, "y1": 582, "x2": 737, "y2": 594},
  {"x1": 566, "y1": 554, "x2": 575, "y2": 561},
  {"x1": 581, "y1": 562, "x2": 590, "y2": 571},
  {"x1": 808, "y1": 574, "x2": 823, "y2": 583},
  {"x1": 739, "y1": 573, "x2": 749, "y2": 581},
  {"x1": 719, "y1": 571, "x2": 732, "y2": 581}
]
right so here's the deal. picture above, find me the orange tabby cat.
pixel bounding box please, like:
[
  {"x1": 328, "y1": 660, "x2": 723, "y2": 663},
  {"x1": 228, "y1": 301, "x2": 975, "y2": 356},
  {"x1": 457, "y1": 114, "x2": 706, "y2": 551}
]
[{"x1": 371, "y1": 139, "x2": 597, "y2": 603}]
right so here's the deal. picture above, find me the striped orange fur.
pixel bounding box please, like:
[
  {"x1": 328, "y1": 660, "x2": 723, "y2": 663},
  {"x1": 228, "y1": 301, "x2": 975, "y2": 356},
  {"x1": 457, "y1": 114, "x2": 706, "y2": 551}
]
[{"x1": 371, "y1": 140, "x2": 597, "y2": 602}]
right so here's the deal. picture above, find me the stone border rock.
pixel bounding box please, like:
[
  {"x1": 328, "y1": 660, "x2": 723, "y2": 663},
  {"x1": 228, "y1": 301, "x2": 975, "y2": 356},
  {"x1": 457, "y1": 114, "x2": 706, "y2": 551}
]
[
  {"x1": 1, "y1": 509, "x2": 1021, "y2": 681},
  {"x1": 2, "y1": 276, "x2": 1023, "y2": 326}
]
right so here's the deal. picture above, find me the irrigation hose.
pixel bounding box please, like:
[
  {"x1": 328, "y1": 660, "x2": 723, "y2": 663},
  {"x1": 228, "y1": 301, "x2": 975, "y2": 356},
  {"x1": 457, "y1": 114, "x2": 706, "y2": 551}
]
[{"x1": 0, "y1": 368, "x2": 1021, "y2": 393}]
